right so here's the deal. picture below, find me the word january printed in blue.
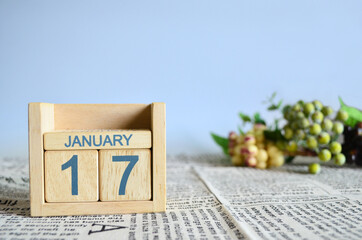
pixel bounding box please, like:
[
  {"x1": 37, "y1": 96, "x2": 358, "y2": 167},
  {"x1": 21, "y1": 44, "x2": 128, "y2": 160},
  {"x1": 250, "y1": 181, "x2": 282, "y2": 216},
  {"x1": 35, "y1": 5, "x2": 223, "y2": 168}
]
[{"x1": 64, "y1": 134, "x2": 133, "y2": 148}]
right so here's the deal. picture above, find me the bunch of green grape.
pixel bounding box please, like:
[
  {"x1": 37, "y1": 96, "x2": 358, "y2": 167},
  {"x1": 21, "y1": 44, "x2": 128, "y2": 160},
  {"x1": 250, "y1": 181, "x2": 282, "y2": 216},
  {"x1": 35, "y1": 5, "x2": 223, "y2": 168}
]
[{"x1": 282, "y1": 100, "x2": 348, "y2": 173}]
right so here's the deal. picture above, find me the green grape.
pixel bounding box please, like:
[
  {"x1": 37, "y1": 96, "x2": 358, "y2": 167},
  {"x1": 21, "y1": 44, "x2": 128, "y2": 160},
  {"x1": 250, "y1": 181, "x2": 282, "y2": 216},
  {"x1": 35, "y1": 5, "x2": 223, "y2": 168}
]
[
  {"x1": 283, "y1": 124, "x2": 291, "y2": 130},
  {"x1": 309, "y1": 163, "x2": 321, "y2": 174},
  {"x1": 303, "y1": 102, "x2": 315, "y2": 116},
  {"x1": 283, "y1": 105, "x2": 291, "y2": 114},
  {"x1": 306, "y1": 136, "x2": 318, "y2": 149},
  {"x1": 321, "y1": 119, "x2": 333, "y2": 131},
  {"x1": 292, "y1": 103, "x2": 302, "y2": 112},
  {"x1": 313, "y1": 100, "x2": 323, "y2": 110},
  {"x1": 297, "y1": 100, "x2": 305, "y2": 107},
  {"x1": 286, "y1": 141, "x2": 298, "y2": 152},
  {"x1": 311, "y1": 111, "x2": 324, "y2": 123},
  {"x1": 276, "y1": 141, "x2": 286, "y2": 150},
  {"x1": 329, "y1": 141, "x2": 342, "y2": 154},
  {"x1": 318, "y1": 149, "x2": 332, "y2": 162},
  {"x1": 332, "y1": 122, "x2": 344, "y2": 134},
  {"x1": 299, "y1": 118, "x2": 310, "y2": 128},
  {"x1": 336, "y1": 110, "x2": 349, "y2": 122},
  {"x1": 284, "y1": 128, "x2": 293, "y2": 140},
  {"x1": 283, "y1": 109, "x2": 291, "y2": 120},
  {"x1": 334, "y1": 153, "x2": 346, "y2": 166},
  {"x1": 321, "y1": 106, "x2": 333, "y2": 116},
  {"x1": 310, "y1": 123, "x2": 322, "y2": 135},
  {"x1": 290, "y1": 111, "x2": 298, "y2": 120},
  {"x1": 296, "y1": 129, "x2": 306, "y2": 139},
  {"x1": 285, "y1": 112, "x2": 292, "y2": 121},
  {"x1": 296, "y1": 112, "x2": 305, "y2": 119},
  {"x1": 291, "y1": 121, "x2": 299, "y2": 130},
  {"x1": 283, "y1": 106, "x2": 292, "y2": 120},
  {"x1": 318, "y1": 132, "x2": 330, "y2": 145}
]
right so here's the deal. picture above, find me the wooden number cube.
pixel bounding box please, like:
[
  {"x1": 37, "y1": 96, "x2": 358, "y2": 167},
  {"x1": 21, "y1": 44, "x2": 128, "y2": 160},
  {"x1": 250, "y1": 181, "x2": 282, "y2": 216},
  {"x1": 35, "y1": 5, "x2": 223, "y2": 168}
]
[
  {"x1": 45, "y1": 150, "x2": 98, "y2": 202},
  {"x1": 99, "y1": 149, "x2": 151, "y2": 201}
]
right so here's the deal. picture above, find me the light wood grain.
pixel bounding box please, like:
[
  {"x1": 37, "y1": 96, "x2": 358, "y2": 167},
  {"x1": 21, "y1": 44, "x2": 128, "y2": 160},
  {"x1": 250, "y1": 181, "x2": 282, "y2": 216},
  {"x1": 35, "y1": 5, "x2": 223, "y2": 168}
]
[
  {"x1": 45, "y1": 150, "x2": 98, "y2": 202},
  {"x1": 44, "y1": 130, "x2": 152, "y2": 150},
  {"x1": 151, "y1": 103, "x2": 166, "y2": 212},
  {"x1": 54, "y1": 104, "x2": 151, "y2": 130},
  {"x1": 99, "y1": 149, "x2": 151, "y2": 201},
  {"x1": 28, "y1": 103, "x2": 54, "y2": 216},
  {"x1": 39, "y1": 201, "x2": 155, "y2": 216}
]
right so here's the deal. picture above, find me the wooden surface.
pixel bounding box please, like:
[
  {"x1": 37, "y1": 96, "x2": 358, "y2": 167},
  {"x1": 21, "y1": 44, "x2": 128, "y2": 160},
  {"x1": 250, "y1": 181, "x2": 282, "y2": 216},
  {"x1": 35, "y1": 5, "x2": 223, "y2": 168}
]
[
  {"x1": 99, "y1": 149, "x2": 151, "y2": 201},
  {"x1": 151, "y1": 103, "x2": 167, "y2": 212},
  {"x1": 44, "y1": 130, "x2": 152, "y2": 150},
  {"x1": 45, "y1": 150, "x2": 98, "y2": 202},
  {"x1": 54, "y1": 104, "x2": 151, "y2": 130},
  {"x1": 28, "y1": 103, "x2": 54, "y2": 216}
]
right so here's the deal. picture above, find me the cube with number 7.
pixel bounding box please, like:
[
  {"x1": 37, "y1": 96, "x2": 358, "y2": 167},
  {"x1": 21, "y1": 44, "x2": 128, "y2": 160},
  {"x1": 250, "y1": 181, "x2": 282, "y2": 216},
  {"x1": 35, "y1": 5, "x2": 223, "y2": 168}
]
[{"x1": 99, "y1": 149, "x2": 151, "y2": 201}]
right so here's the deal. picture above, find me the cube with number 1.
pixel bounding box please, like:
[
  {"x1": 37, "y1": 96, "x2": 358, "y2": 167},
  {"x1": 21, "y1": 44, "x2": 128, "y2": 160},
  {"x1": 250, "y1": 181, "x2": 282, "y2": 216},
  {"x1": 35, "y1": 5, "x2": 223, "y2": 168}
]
[{"x1": 44, "y1": 150, "x2": 99, "y2": 202}]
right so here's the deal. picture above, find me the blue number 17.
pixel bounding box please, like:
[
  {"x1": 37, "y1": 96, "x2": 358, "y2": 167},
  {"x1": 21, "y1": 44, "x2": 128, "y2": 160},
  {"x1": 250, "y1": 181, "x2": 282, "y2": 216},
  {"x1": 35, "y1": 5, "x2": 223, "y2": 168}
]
[{"x1": 112, "y1": 155, "x2": 139, "y2": 195}]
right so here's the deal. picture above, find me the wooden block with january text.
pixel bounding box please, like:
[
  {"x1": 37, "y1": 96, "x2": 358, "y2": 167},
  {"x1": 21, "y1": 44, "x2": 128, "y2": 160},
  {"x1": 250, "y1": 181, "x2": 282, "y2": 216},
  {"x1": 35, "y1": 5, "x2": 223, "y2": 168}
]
[
  {"x1": 45, "y1": 150, "x2": 99, "y2": 202},
  {"x1": 99, "y1": 149, "x2": 151, "y2": 201},
  {"x1": 44, "y1": 130, "x2": 151, "y2": 150}
]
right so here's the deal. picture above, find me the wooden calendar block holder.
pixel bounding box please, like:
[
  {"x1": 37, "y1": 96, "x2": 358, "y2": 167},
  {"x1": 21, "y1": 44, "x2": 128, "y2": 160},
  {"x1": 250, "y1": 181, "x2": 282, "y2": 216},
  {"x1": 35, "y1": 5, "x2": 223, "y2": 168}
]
[{"x1": 28, "y1": 103, "x2": 166, "y2": 216}]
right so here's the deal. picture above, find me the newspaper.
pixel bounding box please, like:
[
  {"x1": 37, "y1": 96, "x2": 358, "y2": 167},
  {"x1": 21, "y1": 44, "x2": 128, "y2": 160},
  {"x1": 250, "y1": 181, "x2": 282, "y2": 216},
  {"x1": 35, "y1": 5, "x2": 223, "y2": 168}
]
[{"x1": 0, "y1": 154, "x2": 361, "y2": 239}]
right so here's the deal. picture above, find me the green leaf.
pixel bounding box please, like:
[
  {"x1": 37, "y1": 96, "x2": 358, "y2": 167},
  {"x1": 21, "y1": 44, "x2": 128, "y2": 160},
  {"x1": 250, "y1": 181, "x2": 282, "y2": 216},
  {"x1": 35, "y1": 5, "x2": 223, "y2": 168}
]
[
  {"x1": 285, "y1": 156, "x2": 295, "y2": 163},
  {"x1": 274, "y1": 119, "x2": 280, "y2": 130},
  {"x1": 267, "y1": 100, "x2": 283, "y2": 111},
  {"x1": 264, "y1": 129, "x2": 285, "y2": 142},
  {"x1": 254, "y1": 112, "x2": 266, "y2": 125},
  {"x1": 263, "y1": 92, "x2": 277, "y2": 104},
  {"x1": 339, "y1": 97, "x2": 362, "y2": 127},
  {"x1": 237, "y1": 126, "x2": 244, "y2": 135},
  {"x1": 269, "y1": 92, "x2": 277, "y2": 101},
  {"x1": 239, "y1": 113, "x2": 251, "y2": 124},
  {"x1": 211, "y1": 133, "x2": 229, "y2": 155},
  {"x1": 267, "y1": 104, "x2": 278, "y2": 110}
]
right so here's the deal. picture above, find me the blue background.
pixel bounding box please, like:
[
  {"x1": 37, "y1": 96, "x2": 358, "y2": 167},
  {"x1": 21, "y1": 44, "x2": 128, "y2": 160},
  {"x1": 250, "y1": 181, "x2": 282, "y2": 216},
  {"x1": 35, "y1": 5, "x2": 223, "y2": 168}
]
[{"x1": 1, "y1": 1, "x2": 361, "y2": 159}]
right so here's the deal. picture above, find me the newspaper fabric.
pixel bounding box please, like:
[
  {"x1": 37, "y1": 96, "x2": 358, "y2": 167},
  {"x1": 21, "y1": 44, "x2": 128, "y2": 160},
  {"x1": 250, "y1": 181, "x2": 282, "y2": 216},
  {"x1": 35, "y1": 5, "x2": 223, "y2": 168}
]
[{"x1": 0, "y1": 155, "x2": 361, "y2": 240}]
